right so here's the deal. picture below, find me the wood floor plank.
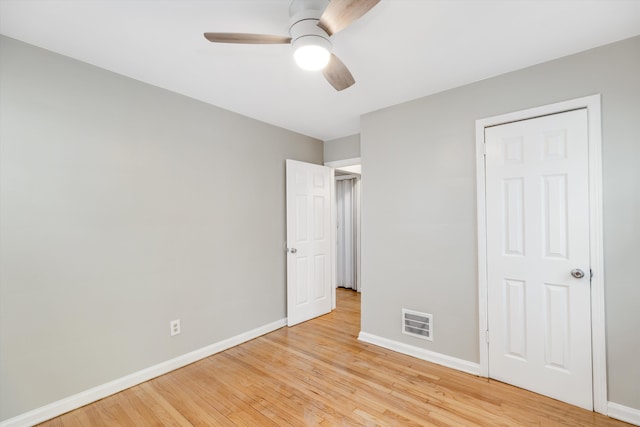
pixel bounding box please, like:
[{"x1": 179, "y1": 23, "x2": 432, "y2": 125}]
[{"x1": 37, "y1": 289, "x2": 631, "y2": 426}]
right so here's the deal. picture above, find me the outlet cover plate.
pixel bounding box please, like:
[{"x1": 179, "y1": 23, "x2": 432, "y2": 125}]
[{"x1": 170, "y1": 319, "x2": 181, "y2": 336}]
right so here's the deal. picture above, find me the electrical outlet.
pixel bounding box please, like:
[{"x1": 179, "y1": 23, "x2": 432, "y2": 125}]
[{"x1": 170, "y1": 319, "x2": 181, "y2": 336}]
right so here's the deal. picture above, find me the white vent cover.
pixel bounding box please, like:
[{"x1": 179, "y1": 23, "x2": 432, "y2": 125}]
[{"x1": 402, "y1": 309, "x2": 433, "y2": 341}]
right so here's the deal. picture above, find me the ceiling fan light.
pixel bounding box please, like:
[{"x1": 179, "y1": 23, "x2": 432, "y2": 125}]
[
  {"x1": 292, "y1": 36, "x2": 331, "y2": 71},
  {"x1": 295, "y1": 45, "x2": 330, "y2": 71}
]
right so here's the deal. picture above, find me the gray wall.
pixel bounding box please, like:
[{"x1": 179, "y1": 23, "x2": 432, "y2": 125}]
[
  {"x1": 360, "y1": 36, "x2": 640, "y2": 409},
  {"x1": 0, "y1": 36, "x2": 322, "y2": 421},
  {"x1": 324, "y1": 134, "x2": 360, "y2": 162}
]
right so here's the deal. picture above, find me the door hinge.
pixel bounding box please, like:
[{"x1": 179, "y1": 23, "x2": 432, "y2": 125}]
[
  {"x1": 483, "y1": 143, "x2": 487, "y2": 156},
  {"x1": 485, "y1": 330, "x2": 490, "y2": 343}
]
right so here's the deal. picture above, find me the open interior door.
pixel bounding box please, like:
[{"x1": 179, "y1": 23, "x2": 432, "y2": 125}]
[{"x1": 286, "y1": 159, "x2": 333, "y2": 326}]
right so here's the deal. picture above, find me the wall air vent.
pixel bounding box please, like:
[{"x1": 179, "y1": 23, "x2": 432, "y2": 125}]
[{"x1": 402, "y1": 309, "x2": 433, "y2": 341}]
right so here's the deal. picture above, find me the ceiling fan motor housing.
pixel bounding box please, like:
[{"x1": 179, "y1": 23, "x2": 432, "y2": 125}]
[{"x1": 289, "y1": 0, "x2": 332, "y2": 54}]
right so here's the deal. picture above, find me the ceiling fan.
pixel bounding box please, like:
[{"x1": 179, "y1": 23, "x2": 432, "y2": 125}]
[{"x1": 204, "y1": 0, "x2": 380, "y2": 91}]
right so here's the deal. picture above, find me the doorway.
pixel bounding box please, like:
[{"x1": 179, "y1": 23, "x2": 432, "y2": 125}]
[
  {"x1": 475, "y1": 95, "x2": 607, "y2": 413},
  {"x1": 336, "y1": 173, "x2": 360, "y2": 291},
  {"x1": 325, "y1": 158, "x2": 362, "y2": 298}
]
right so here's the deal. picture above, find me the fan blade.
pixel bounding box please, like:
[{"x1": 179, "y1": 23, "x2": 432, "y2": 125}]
[
  {"x1": 322, "y1": 54, "x2": 355, "y2": 91},
  {"x1": 204, "y1": 33, "x2": 291, "y2": 44},
  {"x1": 317, "y1": 0, "x2": 381, "y2": 36}
]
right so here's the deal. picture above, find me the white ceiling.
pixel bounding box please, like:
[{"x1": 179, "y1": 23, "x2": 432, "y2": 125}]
[{"x1": 1, "y1": 1, "x2": 639, "y2": 141}]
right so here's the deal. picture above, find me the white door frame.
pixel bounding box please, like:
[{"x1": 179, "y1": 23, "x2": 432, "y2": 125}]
[{"x1": 475, "y1": 95, "x2": 607, "y2": 414}]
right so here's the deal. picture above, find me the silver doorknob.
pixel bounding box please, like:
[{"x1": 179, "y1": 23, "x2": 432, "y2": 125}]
[
  {"x1": 289, "y1": 248, "x2": 297, "y2": 254},
  {"x1": 571, "y1": 269, "x2": 585, "y2": 279}
]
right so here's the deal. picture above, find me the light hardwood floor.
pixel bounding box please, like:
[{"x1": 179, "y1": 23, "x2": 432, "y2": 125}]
[{"x1": 40, "y1": 289, "x2": 629, "y2": 426}]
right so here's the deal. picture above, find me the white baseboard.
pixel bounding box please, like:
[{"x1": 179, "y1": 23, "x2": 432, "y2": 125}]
[
  {"x1": 608, "y1": 402, "x2": 640, "y2": 426},
  {"x1": 0, "y1": 318, "x2": 287, "y2": 427},
  {"x1": 358, "y1": 331, "x2": 481, "y2": 376}
]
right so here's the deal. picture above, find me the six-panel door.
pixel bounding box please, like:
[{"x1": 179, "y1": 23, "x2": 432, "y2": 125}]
[
  {"x1": 485, "y1": 109, "x2": 593, "y2": 410},
  {"x1": 286, "y1": 159, "x2": 332, "y2": 326}
]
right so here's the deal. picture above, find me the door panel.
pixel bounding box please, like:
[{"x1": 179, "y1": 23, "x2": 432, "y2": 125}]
[
  {"x1": 485, "y1": 109, "x2": 593, "y2": 410},
  {"x1": 286, "y1": 159, "x2": 332, "y2": 326},
  {"x1": 504, "y1": 279, "x2": 526, "y2": 360}
]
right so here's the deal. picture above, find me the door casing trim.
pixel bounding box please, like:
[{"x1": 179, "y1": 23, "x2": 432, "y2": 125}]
[{"x1": 475, "y1": 95, "x2": 606, "y2": 414}]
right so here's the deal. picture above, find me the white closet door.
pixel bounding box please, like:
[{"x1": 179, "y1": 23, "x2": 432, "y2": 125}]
[
  {"x1": 485, "y1": 109, "x2": 593, "y2": 410},
  {"x1": 336, "y1": 178, "x2": 356, "y2": 289}
]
